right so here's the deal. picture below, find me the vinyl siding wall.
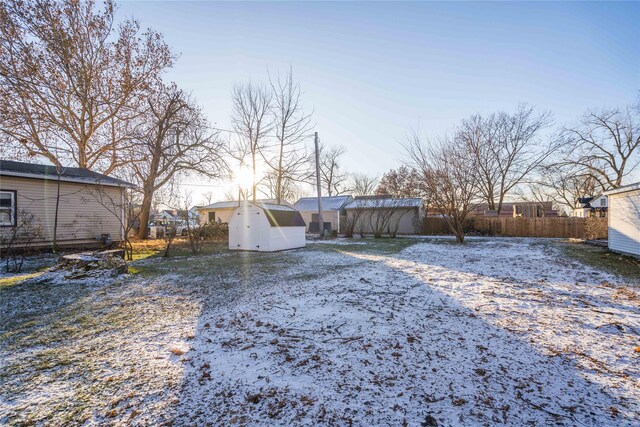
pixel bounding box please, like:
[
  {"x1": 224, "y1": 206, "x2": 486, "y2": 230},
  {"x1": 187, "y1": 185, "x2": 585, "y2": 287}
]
[
  {"x1": 608, "y1": 189, "x2": 640, "y2": 257},
  {"x1": 0, "y1": 175, "x2": 124, "y2": 247},
  {"x1": 347, "y1": 208, "x2": 421, "y2": 235}
]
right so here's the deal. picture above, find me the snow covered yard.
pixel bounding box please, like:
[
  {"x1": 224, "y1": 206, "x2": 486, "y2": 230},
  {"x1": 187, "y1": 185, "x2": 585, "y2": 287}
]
[{"x1": 1, "y1": 238, "x2": 638, "y2": 425}]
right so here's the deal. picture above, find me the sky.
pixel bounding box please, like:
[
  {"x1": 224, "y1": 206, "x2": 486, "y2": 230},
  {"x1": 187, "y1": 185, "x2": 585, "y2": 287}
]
[{"x1": 118, "y1": 1, "x2": 640, "y2": 202}]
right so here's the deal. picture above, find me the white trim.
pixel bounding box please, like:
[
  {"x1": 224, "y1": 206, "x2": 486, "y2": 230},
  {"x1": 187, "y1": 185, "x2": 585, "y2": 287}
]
[
  {"x1": 0, "y1": 190, "x2": 16, "y2": 226},
  {"x1": 0, "y1": 170, "x2": 131, "y2": 188},
  {"x1": 121, "y1": 189, "x2": 125, "y2": 242}
]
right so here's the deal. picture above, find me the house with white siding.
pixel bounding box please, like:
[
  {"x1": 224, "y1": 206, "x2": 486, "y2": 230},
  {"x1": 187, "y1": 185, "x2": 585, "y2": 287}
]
[
  {"x1": 603, "y1": 183, "x2": 640, "y2": 258},
  {"x1": 197, "y1": 199, "x2": 293, "y2": 225},
  {"x1": 0, "y1": 160, "x2": 133, "y2": 249}
]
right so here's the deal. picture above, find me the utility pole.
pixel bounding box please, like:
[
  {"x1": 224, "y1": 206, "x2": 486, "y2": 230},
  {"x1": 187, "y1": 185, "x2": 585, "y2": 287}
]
[{"x1": 314, "y1": 132, "x2": 324, "y2": 236}]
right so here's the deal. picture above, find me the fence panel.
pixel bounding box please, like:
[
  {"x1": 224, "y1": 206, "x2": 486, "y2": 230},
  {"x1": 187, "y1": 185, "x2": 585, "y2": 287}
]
[{"x1": 422, "y1": 216, "x2": 607, "y2": 239}]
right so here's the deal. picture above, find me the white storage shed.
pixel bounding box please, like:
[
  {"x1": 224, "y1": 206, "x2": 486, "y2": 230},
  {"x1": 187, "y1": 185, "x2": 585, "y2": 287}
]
[
  {"x1": 604, "y1": 183, "x2": 640, "y2": 258},
  {"x1": 228, "y1": 202, "x2": 306, "y2": 252}
]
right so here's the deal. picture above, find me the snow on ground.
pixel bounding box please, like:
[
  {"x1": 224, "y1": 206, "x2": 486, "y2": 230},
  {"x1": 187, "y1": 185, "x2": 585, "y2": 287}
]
[{"x1": 1, "y1": 238, "x2": 638, "y2": 426}]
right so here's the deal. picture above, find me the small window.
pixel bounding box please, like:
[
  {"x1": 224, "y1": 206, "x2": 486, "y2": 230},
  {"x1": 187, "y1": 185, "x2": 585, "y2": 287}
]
[
  {"x1": 0, "y1": 190, "x2": 16, "y2": 226},
  {"x1": 600, "y1": 198, "x2": 606, "y2": 207},
  {"x1": 208, "y1": 211, "x2": 216, "y2": 223}
]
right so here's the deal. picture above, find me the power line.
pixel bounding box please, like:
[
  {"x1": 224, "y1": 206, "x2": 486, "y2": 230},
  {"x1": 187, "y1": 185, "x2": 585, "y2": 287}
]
[{"x1": 204, "y1": 125, "x2": 316, "y2": 141}]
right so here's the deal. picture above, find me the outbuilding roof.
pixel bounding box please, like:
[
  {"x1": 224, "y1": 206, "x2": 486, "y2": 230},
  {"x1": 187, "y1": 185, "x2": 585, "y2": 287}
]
[
  {"x1": 263, "y1": 208, "x2": 306, "y2": 227},
  {"x1": 0, "y1": 160, "x2": 133, "y2": 187},
  {"x1": 604, "y1": 182, "x2": 640, "y2": 196},
  {"x1": 201, "y1": 199, "x2": 292, "y2": 210},
  {"x1": 294, "y1": 195, "x2": 353, "y2": 211},
  {"x1": 237, "y1": 202, "x2": 305, "y2": 227},
  {"x1": 345, "y1": 197, "x2": 423, "y2": 209}
]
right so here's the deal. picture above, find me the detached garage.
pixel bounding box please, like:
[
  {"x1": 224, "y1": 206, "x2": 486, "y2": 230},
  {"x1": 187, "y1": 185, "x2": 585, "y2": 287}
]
[
  {"x1": 229, "y1": 202, "x2": 306, "y2": 252},
  {"x1": 604, "y1": 182, "x2": 640, "y2": 258}
]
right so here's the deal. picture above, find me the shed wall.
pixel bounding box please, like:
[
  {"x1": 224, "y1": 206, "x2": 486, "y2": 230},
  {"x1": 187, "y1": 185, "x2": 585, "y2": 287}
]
[
  {"x1": 608, "y1": 189, "x2": 640, "y2": 257},
  {"x1": 228, "y1": 205, "x2": 306, "y2": 252},
  {"x1": 347, "y1": 208, "x2": 420, "y2": 235}
]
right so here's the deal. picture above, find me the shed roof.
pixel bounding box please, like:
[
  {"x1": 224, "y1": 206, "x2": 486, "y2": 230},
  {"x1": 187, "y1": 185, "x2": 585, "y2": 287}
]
[
  {"x1": 294, "y1": 195, "x2": 353, "y2": 211},
  {"x1": 263, "y1": 208, "x2": 306, "y2": 227},
  {"x1": 237, "y1": 202, "x2": 305, "y2": 227},
  {"x1": 604, "y1": 182, "x2": 640, "y2": 196},
  {"x1": 345, "y1": 197, "x2": 423, "y2": 209},
  {"x1": 0, "y1": 160, "x2": 132, "y2": 187}
]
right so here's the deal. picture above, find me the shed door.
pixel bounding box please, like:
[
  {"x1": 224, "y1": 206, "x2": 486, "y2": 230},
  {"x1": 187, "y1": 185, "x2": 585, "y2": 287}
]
[{"x1": 238, "y1": 209, "x2": 261, "y2": 250}]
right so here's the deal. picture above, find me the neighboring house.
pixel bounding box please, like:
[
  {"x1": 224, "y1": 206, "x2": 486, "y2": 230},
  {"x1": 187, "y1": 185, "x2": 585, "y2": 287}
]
[
  {"x1": 573, "y1": 195, "x2": 608, "y2": 218},
  {"x1": 228, "y1": 202, "x2": 306, "y2": 252},
  {"x1": 294, "y1": 195, "x2": 353, "y2": 233},
  {"x1": 150, "y1": 209, "x2": 198, "y2": 226},
  {"x1": 197, "y1": 199, "x2": 292, "y2": 225},
  {"x1": 470, "y1": 202, "x2": 559, "y2": 218},
  {"x1": 604, "y1": 183, "x2": 640, "y2": 258},
  {"x1": 149, "y1": 210, "x2": 179, "y2": 226},
  {"x1": 344, "y1": 195, "x2": 424, "y2": 235},
  {"x1": 0, "y1": 160, "x2": 132, "y2": 248}
]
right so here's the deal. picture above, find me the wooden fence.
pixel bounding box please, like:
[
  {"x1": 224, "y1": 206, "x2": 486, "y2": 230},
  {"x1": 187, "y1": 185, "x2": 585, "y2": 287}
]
[{"x1": 422, "y1": 216, "x2": 608, "y2": 240}]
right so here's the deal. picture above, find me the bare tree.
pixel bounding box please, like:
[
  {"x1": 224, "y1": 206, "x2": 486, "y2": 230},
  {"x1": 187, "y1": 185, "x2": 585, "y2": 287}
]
[
  {"x1": 231, "y1": 81, "x2": 273, "y2": 202},
  {"x1": 349, "y1": 173, "x2": 378, "y2": 196},
  {"x1": 528, "y1": 163, "x2": 599, "y2": 213},
  {"x1": 0, "y1": 0, "x2": 173, "y2": 172},
  {"x1": 0, "y1": 210, "x2": 42, "y2": 273},
  {"x1": 260, "y1": 170, "x2": 301, "y2": 203},
  {"x1": 344, "y1": 202, "x2": 366, "y2": 238},
  {"x1": 404, "y1": 130, "x2": 478, "y2": 243},
  {"x1": 365, "y1": 198, "x2": 413, "y2": 238},
  {"x1": 376, "y1": 166, "x2": 425, "y2": 198},
  {"x1": 130, "y1": 83, "x2": 227, "y2": 239},
  {"x1": 266, "y1": 68, "x2": 314, "y2": 204},
  {"x1": 318, "y1": 144, "x2": 349, "y2": 196},
  {"x1": 201, "y1": 191, "x2": 214, "y2": 206},
  {"x1": 562, "y1": 106, "x2": 640, "y2": 190},
  {"x1": 458, "y1": 105, "x2": 555, "y2": 214},
  {"x1": 83, "y1": 184, "x2": 140, "y2": 260}
]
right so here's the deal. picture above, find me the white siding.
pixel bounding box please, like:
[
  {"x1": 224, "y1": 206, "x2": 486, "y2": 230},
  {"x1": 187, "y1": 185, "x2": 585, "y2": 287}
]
[
  {"x1": 267, "y1": 226, "x2": 306, "y2": 251},
  {"x1": 608, "y1": 189, "x2": 640, "y2": 257}
]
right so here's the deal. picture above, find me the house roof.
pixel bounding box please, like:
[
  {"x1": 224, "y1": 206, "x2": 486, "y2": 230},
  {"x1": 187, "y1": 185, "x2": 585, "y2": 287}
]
[
  {"x1": 200, "y1": 199, "x2": 292, "y2": 210},
  {"x1": 0, "y1": 160, "x2": 133, "y2": 187},
  {"x1": 294, "y1": 195, "x2": 353, "y2": 211},
  {"x1": 345, "y1": 197, "x2": 423, "y2": 210},
  {"x1": 604, "y1": 182, "x2": 640, "y2": 196}
]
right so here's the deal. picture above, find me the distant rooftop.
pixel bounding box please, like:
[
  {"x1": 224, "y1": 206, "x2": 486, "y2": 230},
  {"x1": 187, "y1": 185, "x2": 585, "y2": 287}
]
[
  {"x1": 345, "y1": 197, "x2": 423, "y2": 209},
  {"x1": 0, "y1": 160, "x2": 132, "y2": 187},
  {"x1": 294, "y1": 195, "x2": 353, "y2": 211},
  {"x1": 200, "y1": 199, "x2": 293, "y2": 210}
]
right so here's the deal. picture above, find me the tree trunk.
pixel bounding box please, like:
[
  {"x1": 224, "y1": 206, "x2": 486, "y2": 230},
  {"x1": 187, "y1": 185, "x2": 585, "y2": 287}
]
[
  {"x1": 52, "y1": 172, "x2": 61, "y2": 253},
  {"x1": 137, "y1": 188, "x2": 154, "y2": 239}
]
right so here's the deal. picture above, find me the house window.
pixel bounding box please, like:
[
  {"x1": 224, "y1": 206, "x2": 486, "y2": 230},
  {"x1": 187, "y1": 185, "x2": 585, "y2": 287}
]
[
  {"x1": 208, "y1": 211, "x2": 216, "y2": 223},
  {"x1": 600, "y1": 198, "x2": 606, "y2": 207},
  {"x1": 0, "y1": 190, "x2": 16, "y2": 226}
]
